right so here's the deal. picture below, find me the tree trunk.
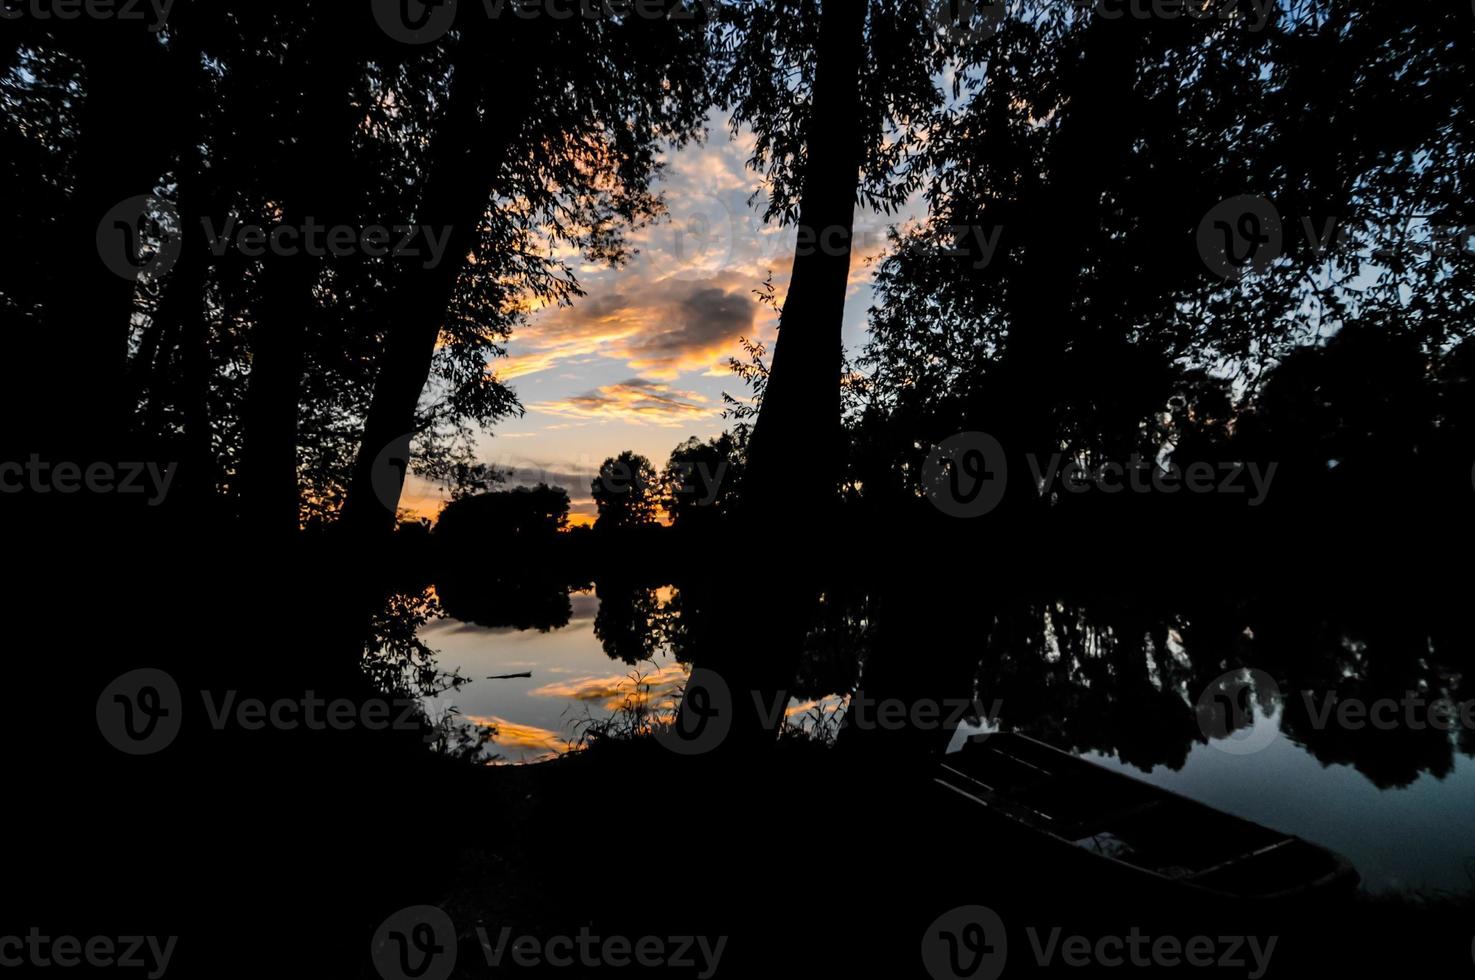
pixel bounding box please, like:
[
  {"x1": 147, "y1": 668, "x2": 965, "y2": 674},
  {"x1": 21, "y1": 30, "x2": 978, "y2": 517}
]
[
  {"x1": 138, "y1": 45, "x2": 217, "y2": 507},
  {"x1": 741, "y1": 0, "x2": 868, "y2": 521},
  {"x1": 337, "y1": 52, "x2": 497, "y2": 547},
  {"x1": 143, "y1": 169, "x2": 210, "y2": 469},
  {"x1": 26, "y1": 30, "x2": 174, "y2": 466},
  {"x1": 832, "y1": 17, "x2": 1146, "y2": 761},
  {"x1": 333, "y1": 30, "x2": 538, "y2": 661},
  {"x1": 238, "y1": 48, "x2": 360, "y2": 534},
  {"x1": 678, "y1": 0, "x2": 870, "y2": 751},
  {"x1": 998, "y1": 15, "x2": 1141, "y2": 497},
  {"x1": 237, "y1": 237, "x2": 317, "y2": 532}
]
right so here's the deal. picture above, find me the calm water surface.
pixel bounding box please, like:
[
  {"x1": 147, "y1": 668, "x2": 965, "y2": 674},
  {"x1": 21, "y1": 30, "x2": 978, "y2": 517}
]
[{"x1": 422, "y1": 590, "x2": 1475, "y2": 895}]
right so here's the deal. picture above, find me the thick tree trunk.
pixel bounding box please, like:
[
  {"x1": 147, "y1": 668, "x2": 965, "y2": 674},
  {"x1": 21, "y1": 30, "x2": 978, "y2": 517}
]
[
  {"x1": 142, "y1": 178, "x2": 218, "y2": 512},
  {"x1": 238, "y1": 48, "x2": 360, "y2": 534},
  {"x1": 998, "y1": 15, "x2": 1141, "y2": 498},
  {"x1": 678, "y1": 0, "x2": 869, "y2": 751},
  {"x1": 140, "y1": 47, "x2": 217, "y2": 507},
  {"x1": 741, "y1": 0, "x2": 868, "y2": 521},
  {"x1": 27, "y1": 30, "x2": 173, "y2": 465},
  {"x1": 333, "y1": 30, "x2": 538, "y2": 665},
  {"x1": 238, "y1": 239, "x2": 317, "y2": 532},
  {"x1": 338, "y1": 55, "x2": 497, "y2": 547},
  {"x1": 830, "y1": 18, "x2": 1146, "y2": 762}
]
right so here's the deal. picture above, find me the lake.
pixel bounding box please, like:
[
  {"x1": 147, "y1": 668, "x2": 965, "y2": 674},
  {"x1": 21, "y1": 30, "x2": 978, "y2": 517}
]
[{"x1": 421, "y1": 587, "x2": 1475, "y2": 895}]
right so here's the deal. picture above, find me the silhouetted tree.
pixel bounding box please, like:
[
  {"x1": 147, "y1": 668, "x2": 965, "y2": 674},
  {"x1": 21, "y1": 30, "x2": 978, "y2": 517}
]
[
  {"x1": 436, "y1": 484, "x2": 571, "y2": 546},
  {"x1": 592, "y1": 451, "x2": 660, "y2": 531},
  {"x1": 661, "y1": 432, "x2": 746, "y2": 530},
  {"x1": 679, "y1": 0, "x2": 949, "y2": 745},
  {"x1": 433, "y1": 485, "x2": 575, "y2": 630},
  {"x1": 339, "y1": 5, "x2": 714, "y2": 550},
  {"x1": 594, "y1": 580, "x2": 665, "y2": 666}
]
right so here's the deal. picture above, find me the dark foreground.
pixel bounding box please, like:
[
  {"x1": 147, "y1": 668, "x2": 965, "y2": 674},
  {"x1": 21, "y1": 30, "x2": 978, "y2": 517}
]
[
  {"x1": 430, "y1": 738, "x2": 1472, "y2": 979},
  {"x1": 7, "y1": 530, "x2": 1473, "y2": 978}
]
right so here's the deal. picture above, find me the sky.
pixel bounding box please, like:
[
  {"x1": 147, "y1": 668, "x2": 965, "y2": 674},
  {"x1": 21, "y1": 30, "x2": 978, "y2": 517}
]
[{"x1": 400, "y1": 111, "x2": 928, "y2": 524}]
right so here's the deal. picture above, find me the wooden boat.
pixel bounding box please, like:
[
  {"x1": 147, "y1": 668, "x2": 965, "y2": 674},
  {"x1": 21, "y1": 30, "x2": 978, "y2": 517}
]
[{"x1": 935, "y1": 732, "x2": 1360, "y2": 902}]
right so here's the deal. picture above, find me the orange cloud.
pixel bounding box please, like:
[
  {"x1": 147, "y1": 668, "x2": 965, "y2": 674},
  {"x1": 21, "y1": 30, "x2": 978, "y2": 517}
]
[
  {"x1": 531, "y1": 379, "x2": 714, "y2": 426},
  {"x1": 530, "y1": 663, "x2": 689, "y2": 712},
  {"x1": 497, "y1": 277, "x2": 760, "y2": 383},
  {"x1": 465, "y1": 715, "x2": 569, "y2": 762}
]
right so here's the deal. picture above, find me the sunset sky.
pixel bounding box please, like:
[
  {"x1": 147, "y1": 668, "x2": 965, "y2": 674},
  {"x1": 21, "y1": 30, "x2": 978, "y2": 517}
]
[{"x1": 402, "y1": 111, "x2": 926, "y2": 523}]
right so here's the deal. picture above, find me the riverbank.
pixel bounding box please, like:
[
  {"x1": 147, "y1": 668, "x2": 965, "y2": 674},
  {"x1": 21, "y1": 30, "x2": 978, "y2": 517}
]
[{"x1": 419, "y1": 736, "x2": 1474, "y2": 977}]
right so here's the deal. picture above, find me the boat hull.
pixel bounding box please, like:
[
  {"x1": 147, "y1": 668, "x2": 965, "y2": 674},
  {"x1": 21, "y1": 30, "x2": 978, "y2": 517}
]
[{"x1": 934, "y1": 732, "x2": 1360, "y2": 906}]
